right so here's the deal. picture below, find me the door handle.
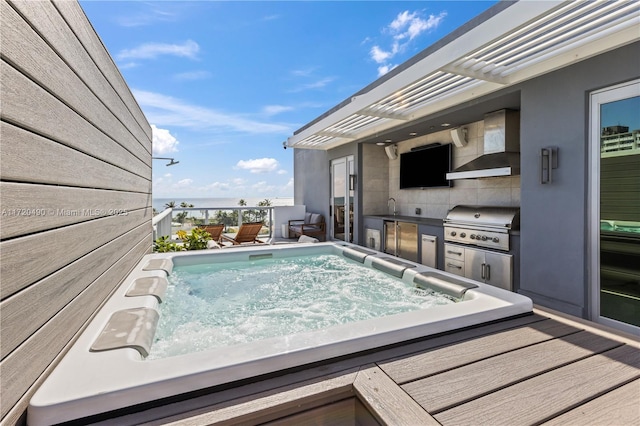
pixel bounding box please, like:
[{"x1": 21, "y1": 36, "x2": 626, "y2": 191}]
[
  {"x1": 447, "y1": 263, "x2": 462, "y2": 269},
  {"x1": 486, "y1": 264, "x2": 490, "y2": 280},
  {"x1": 447, "y1": 250, "x2": 463, "y2": 256},
  {"x1": 481, "y1": 263, "x2": 486, "y2": 279}
]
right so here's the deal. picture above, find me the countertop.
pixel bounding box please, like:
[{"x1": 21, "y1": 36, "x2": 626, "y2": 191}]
[
  {"x1": 365, "y1": 214, "x2": 520, "y2": 236},
  {"x1": 364, "y1": 215, "x2": 444, "y2": 227}
]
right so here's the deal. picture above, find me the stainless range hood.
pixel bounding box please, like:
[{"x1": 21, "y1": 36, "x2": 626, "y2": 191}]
[{"x1": 447, "y1": 109, "x2": 520, "y2": 180}]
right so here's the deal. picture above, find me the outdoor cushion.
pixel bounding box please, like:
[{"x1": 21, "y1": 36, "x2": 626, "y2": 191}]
[
  {"x1": 298, "y1": 235, "x2": 319, "y2": 243},
  {"x1": 310, "y1": 213, "x2": 322, "y2": 224},
  {"x1": 304, "y1": 212, "x2": 312, "y2": 223}
]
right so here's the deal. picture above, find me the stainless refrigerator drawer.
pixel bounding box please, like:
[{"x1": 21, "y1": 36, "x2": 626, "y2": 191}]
[{"x1": 421, "y1": 234, "x2": 437, "y2": 268}]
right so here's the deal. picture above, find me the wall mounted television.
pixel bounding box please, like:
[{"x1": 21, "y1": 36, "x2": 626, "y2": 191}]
[{"x1": 399, "y1": 143, "x2": 453, "y2": 189}]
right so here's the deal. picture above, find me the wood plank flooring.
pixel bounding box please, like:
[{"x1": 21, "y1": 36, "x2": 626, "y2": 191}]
[{"x1": 96, "y1": 309, "x2": 640, "y2": 426}]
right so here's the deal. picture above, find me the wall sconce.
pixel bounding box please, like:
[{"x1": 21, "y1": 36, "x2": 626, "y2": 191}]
[
  {"x1": 349, "y1": 174, "x2": 357, "y2": 191},
  {"x1": 152, "y1": 157, "x2": 179, "y2": 166},
  {"x1": 540, "y1": 147, "x2": 558, "y2": 184}
]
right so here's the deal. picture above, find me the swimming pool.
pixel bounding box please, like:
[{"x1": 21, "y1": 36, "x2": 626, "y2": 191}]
[{"x1": 29, "y1": 242, "x2": 532, "y2": 425}]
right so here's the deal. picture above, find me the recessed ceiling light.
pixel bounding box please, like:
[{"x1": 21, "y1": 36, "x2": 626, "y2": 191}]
[
  {"x1": 441, "y1": 123, "x2": 451, "y2": 127},
  {"x1": 409, "y1": 132, "x2": 417, "y2": 136},
  {"x1": 376, "y1": 142, "x2": 386, "y2": 146},
  {"x1": 385, "y1": 139, "x2": 392, "y2": 143}
]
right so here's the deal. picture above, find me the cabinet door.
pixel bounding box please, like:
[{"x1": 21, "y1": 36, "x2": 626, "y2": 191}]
[
  {"x1": 485, "y1": 252, "x2": 513, "y2": 291},
  {"x1": 398, "y1": 222, "x2": 418, "y2": 262},
  {"x1": 465, "y1": 248, "x2": 485, "y2": 282},
  {"x1": 384, "y1": 221, "x2": 396, "y2": 256}
]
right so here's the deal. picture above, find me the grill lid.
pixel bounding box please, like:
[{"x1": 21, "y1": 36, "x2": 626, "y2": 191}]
[{"x1": 444, "y1": 205, "x2": 520, "y2": 229}]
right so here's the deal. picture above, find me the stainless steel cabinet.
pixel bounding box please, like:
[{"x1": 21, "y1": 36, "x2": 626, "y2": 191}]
[
  {"x1": 465, "y1": 247, "x2": 513, "y2": 291},
  {"x1": 384, "y1": 221, "x2": 418, "y2": 262},
  {"x1": 444, "y1": 243, "x2": 513, "y2": 290}
]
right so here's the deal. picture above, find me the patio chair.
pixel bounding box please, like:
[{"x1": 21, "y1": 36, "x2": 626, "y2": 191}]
[
  {"x1": 288, "y1": 213, "x2": 326, "y2": 241},
  {"x1": 199, "y1": 224, "x2": 225, "y2": 248},
  {"x1": 220, "y1": 222, "x2": 265, "y2": 246}
]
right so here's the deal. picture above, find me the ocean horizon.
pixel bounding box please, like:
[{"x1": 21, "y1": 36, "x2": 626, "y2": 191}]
[{"x1": 153, "y1": 197, "x2": 294, "y2": 212}]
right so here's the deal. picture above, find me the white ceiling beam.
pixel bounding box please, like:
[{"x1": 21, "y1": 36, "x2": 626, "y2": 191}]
[
  {"x1": 357, "y1": 109, "x2": 409, "y2": 120},
  {"x1": 315, "y1": 130, "x2": 357, "y2": 139},
  {"x1": 499, "y1": 18, "x2": 640, "y2": 83},
  {"x1": 440, "y1": 63, "x2": 509, "y2": 85}
]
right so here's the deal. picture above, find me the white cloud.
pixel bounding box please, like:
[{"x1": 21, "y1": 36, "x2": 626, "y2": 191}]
[
  {"x1": 174, "y1": 70, "x2": 211, "y2": 81},
  {"x1": 204, "y1": 182, "x2": 231, "y2": 191},
  {"x1": 370, "y1": 45, "x2": 392, "y2": 64},
  {"x1": 389, "y1": 11, "x2": 446, "y2": 42},
  {"x1": 277, "y1": 169, "x2": 287, "y2": 175},
  {"x1": 289, "y1": 77, "x2": 336, "y2": 93},
  {"x1": 134, "y1": 90, "x2": 292, "y2": 134},
  {"x1": 151, "y1": 125, "x2": 179, "y2": 155},
  {"x1": 235, "y1": 158, "x2": 280, "y2": 174},
  {"x1": 263, "y1": 105, "x2": 293, "y2": 116},
  {"x1": 252, "y1": 181, "x2": 276, "y2": 194},
  {"x1": 114, "y1": 3, "x2": 182, "y2": 27},
  {"x1": 175, "y1": 178, "x2": 193, "y2": 187},
  {"x1": 369, "y1": 10, "x2": 446, "y2": 75},
  {"x1": 377, "y1": 64, "x2": 397, "y2": 77},
  {"x1": 117, "y1": 40, "x2": 200, "y2": 61},
  {"x1": 284, "y1": 178, "x2": 294, "y2": 191},
  {"x1": 291, "y1": 67, "x2": 316, "y2": 77}
]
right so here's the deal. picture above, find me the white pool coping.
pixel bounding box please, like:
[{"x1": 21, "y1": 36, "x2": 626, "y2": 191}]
[{"x1": 28, "y1": 242, "x2": 532, "y2": 425}]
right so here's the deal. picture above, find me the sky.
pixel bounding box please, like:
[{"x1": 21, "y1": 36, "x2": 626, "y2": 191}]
[{"x1": 79, "y1": 1, "x2": 499, "y2": 200}]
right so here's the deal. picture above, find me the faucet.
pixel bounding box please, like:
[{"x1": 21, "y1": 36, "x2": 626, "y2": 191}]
[{"x1": 388, "y1": 198, "x2": 397, "y2": 216}]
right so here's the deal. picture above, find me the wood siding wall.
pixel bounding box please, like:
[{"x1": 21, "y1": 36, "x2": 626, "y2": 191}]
[{"x1": 0, "y1": 1, "x2": 153, "y2": 424}]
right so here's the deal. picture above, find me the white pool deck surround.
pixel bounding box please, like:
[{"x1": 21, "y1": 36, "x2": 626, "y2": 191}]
[{"x1": 28, "y1": 242, "x2": 532, "y2": 425}]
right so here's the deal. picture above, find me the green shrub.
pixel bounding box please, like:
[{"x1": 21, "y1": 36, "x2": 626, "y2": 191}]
[{"x1": 153, "y1": 235, "x2": 182, "y2": 252}]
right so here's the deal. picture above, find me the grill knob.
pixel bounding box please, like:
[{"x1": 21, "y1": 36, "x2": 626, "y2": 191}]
[
  {"x1": 493, "y1": 237, "x2": 500, "y2": 243},
  {"x1": 481, "y1": 235, "x2": 488, "y2": 241},
  {"x1": 450, "y1": 231, "x2": 457, "y2": 237},
  {"x1": 460, "y1": 233, "x2": 466, "y2": 238},
  {"x1": 470, "y1": 234, "x2": 476, "y2": 239}
]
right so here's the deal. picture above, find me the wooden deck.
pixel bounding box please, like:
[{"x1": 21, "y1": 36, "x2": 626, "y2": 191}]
[{"x1": 99, "y1": 307, "x2": 639, "y2": 426}]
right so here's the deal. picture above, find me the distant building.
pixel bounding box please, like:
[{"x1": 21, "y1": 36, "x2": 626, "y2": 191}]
[{"x1": 601, "y1": 125, "x2": 640, "y2": 156}]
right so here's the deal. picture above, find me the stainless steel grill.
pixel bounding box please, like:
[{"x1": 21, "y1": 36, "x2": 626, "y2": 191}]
[{"x1": 444, "y1": 205, "x2": 520, "y2": 251}]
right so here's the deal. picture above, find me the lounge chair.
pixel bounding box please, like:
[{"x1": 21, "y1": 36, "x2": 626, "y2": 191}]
[
  {"x1": 199, "y1": 224, "x2": 225, "y2": 249},
  {"x1": 220, "y1": 222, "x2": 265, "y2": 246}
]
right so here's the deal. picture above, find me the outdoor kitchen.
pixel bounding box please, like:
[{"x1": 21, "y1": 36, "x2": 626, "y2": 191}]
[{"x1": 360, "y1": 108, "x2": 522, "y2": 293}]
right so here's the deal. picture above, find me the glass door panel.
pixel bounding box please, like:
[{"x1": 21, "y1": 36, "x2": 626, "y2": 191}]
[
  {"x1": 332, "y1": 159, "x2": 347, "y2": 241},
  {"x1": 331, "y1": 156, "x2": 354, "y2": 242},
  {"x1": 591, "y1": 80, "x2": 640, "y2": 331}
]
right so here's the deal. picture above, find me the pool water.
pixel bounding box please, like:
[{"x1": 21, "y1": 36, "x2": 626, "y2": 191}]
[{"x1": 149, "y1": 254, "x2": 456, "y2": 359}]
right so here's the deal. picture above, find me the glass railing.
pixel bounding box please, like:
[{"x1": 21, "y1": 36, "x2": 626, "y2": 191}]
[{"x1": 152, "y1": 206, "x2": 274, "y2": 241}]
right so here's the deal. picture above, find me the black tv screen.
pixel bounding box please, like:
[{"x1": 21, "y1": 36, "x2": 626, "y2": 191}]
[{"x1": 399, "y1": 144, "x2": 453, "y2": 189}]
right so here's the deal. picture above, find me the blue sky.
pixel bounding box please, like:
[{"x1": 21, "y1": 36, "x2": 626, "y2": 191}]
[{"x1": 80, "y1": 1, "x2": 498, "y2": 199}]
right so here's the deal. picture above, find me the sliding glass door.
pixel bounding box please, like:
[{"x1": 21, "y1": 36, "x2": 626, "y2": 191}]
[{"x1": 590, "y1": 79, "x2": 640, "y2": 333}]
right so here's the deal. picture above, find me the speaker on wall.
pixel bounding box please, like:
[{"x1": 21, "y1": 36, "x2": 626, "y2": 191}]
[
  {"x1": 451, "y1": 127, "x2": 467, "y2": 147},
  {"x1": 385, "y1": 144, "x2": 398, "y2": 160}
]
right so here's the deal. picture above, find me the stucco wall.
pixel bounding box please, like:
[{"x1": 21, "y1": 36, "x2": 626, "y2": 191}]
[
  {"x1": 519, "y1": 41, "x2": 640, "y2": 317},
  {"x1": 0, "y1": 1, "x2": 152, "y2": 423}
]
